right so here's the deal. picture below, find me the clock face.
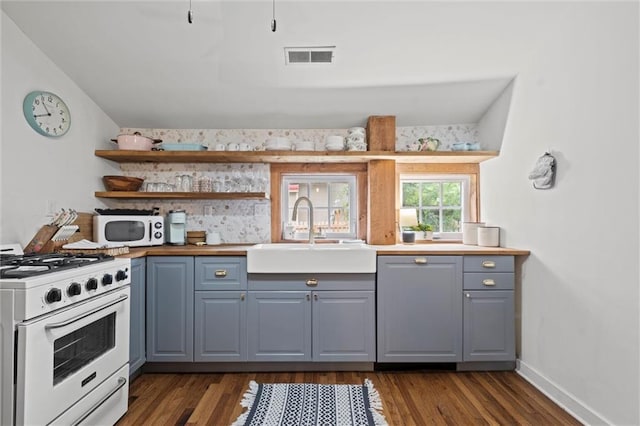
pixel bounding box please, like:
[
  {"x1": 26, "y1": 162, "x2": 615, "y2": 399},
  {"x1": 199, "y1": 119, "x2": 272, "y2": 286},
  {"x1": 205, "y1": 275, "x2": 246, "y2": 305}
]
[{"x1": 23, "y1": 91, "x2": 71, "y2": 137}]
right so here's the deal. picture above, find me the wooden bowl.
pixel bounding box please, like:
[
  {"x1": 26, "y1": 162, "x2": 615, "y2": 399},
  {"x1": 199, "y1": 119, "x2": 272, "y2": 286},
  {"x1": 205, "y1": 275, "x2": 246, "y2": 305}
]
[
  {"x1": 102, "y1": 175, "x2": 144, "y2": 191},
  {"x1": 187, "y1": 231, "x2": 206, "y2": 245}
]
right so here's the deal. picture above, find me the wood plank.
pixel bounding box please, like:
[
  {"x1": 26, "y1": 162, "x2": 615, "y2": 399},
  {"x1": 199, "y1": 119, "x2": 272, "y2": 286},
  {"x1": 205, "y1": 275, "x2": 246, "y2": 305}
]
[
  {"x1": 94, "y1": 191, "x2": 269, "y2": 200},
  {"x1": 368, "y1": 160, "x2": 396, "y2": 245},
  {"x1": 95, "y1": 150, "x2": 499, "y2": 164},
  {"x1": 366, "y1": 116, "x2": 396, "y2": 151},
  {"x1": 119, "y1": 371, "x2": 579, "y2": 426}
]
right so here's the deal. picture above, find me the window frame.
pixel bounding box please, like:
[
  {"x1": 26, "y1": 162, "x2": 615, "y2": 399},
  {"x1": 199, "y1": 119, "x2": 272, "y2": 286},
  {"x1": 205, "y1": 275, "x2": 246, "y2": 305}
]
[
  {"x1": 271, "y1": 163, "x2": 368, "y2": 242},
  {"x1": 400, "y1": 174, "x2": 471, "y2": 239},
  {"x1": 281, "y1": 174, "x2": 358, "y2": 239},
  {"x1": 396, "y1": 163, "x2": 480, "y2": 242}
]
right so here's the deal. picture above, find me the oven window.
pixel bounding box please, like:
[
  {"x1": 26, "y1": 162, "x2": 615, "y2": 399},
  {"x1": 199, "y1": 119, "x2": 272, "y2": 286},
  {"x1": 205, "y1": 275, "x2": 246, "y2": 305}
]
[
  {"x1": 105, "y1": 220, "x2": 145, "y2": 242},
  {"x1": 53, "y1": 312, "x2": 116, "y2": 385}
]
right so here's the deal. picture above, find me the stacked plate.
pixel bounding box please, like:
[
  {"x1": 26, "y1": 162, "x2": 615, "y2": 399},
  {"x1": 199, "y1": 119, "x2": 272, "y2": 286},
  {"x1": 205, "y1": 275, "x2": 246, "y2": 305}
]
[
  {"x1": 325, "y1": 135, "x2": 345, "y2": 151},
  {"x1": 265, "y1": 137, "x2": 292, "y2": 151}
]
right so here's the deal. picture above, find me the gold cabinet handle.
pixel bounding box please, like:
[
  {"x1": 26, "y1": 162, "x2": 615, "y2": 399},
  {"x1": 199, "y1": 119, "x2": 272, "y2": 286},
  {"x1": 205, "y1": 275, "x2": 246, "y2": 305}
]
[
  {"x1": 214, "y1": 269, "x2": 227, "y2": 277},
  {"x1": 306, "y1": 294, "x2": 310, "y2": 301},
  {"x1": 306, "y1": 278, "x2": 318, "y2": 287},
  {"x1": 240, "y1": 293, "x2": 245, "y2": 301},
  {"x1": 482, "y1": 279, "x2": 496, "y2": 286},
  {"x1": 314, "y1": 294, "x2": 318, "y2": 301},
  {"x1": 414, "y1": 257, "x2": 427, "y2": 264},
  {"x1": 481, "y1": 260, "x2": 496, "y2": 268}
]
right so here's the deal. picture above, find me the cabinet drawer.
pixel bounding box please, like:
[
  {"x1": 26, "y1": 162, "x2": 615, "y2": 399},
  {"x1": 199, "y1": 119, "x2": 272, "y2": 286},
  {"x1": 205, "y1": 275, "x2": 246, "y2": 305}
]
[
  {"x1": 464, "y1": 256, "x2": 514, "y2": 273},
  {"x1": 248, "y1": 273, "x2": 375, "y2": 291},
  {"x1": 195, "y1": 257, "x2": 247, "y2": 290},
  {"x1": 464, "y1": 272, "x2": 514, "y2": 290}
]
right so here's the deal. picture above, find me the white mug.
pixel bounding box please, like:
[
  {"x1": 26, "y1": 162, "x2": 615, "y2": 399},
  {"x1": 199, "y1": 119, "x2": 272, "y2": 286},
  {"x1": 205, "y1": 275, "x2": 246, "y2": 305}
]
[
  {"x1": 206, "y1": 231, "x2": 221, "y2": 245},
  {"x1": 227, "y1": 142, "x2": 239, "y2": 151},
  {"x1": 213, "y1": 143, "x2": 226, "y2": 151},
  {"x1": 239, "y1": 143, "x2": 251, "y2": 151}
]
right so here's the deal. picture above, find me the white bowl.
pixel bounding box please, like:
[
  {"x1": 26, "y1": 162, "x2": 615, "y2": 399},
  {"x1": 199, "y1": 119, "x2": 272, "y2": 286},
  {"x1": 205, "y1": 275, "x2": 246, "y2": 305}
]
[{"x1": 325, "y1": 135, "x2": 344, "y2": 146}]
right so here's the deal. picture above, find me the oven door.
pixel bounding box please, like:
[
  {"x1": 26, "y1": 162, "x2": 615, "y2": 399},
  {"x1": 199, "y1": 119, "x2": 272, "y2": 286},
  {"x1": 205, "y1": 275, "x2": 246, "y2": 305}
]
[{"x1": 15, "y1": 287, "x2": 130, "y2": 425}]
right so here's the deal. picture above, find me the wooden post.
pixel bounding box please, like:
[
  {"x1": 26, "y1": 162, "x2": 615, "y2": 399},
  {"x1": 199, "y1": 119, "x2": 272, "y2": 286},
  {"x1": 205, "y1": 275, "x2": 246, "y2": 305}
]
[
  {"x1": 366, "y1": 116, "x2": 396, "y2": 151},
  {"x1": 367, "y1": 160, "x2": 396, "y2": 245}
]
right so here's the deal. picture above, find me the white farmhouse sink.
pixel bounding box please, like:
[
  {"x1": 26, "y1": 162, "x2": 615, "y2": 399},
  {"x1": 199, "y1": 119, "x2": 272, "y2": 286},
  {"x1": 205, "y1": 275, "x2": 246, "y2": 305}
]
[{"x1": 246, "y1": 243, "x2": 376, "y2": 273}]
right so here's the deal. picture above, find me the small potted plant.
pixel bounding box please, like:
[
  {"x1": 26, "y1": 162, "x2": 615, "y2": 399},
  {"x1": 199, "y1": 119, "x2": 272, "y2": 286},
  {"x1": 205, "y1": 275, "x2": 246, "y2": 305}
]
[{"x1": 412, "y1": 223, "x2": 433, "y2": 240}]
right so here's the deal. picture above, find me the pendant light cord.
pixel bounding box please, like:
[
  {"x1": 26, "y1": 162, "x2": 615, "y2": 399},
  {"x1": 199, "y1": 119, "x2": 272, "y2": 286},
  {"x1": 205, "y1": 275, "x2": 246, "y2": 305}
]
[{"x1": 271, "y1": 0, "x2": 277, "y2": 32}]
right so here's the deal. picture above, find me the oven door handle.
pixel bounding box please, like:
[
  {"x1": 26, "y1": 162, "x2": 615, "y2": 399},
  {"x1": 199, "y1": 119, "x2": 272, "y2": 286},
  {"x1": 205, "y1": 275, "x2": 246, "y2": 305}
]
[
  {"x1": 71, "y1": 376, "x2": 128, "y2": 426},
  {"x1": 44, "y1": 294, "x2": 128, "y2": 330}
]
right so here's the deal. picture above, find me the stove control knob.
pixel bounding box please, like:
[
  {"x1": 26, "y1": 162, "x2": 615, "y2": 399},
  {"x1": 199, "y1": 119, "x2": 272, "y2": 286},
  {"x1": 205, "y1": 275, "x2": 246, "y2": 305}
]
[
  {"x1": 45, "y1": 288, "x2": 62, "y2": 304},
  {"x1": 115, "y1": 270, "x2": 128, "y2": 282},
  {"x1": 67, "y1": 282, "x2": 82, "y2": 297},
  {"x1": 102, "y1": 274, "x2": 113, "y2": 286},
  {"x1": 86, "y1": 278, "x2": 98, "y2": 291}
]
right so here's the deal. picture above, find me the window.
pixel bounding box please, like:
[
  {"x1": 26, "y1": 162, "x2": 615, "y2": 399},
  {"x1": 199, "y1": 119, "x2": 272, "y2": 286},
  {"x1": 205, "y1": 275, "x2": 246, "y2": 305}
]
[
  {"x1": 281, "y1": 174, "x2": 357, "y2": 240},
  {"x1": 400, "y1": 175, "x2": 471, "y2": 240}
]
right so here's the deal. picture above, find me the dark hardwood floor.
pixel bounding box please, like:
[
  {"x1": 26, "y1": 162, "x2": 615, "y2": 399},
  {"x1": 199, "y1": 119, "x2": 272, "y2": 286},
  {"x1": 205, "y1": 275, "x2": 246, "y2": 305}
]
[{"x1": 117, "y1": 370, "x2": 580, "y2": 425}]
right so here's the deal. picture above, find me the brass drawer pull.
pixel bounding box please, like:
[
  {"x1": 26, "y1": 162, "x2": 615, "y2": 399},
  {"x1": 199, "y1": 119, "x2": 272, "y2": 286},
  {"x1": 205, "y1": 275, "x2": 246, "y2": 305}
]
[
  {"x1": 214, "y1": 270, "x2": 227, "y2": 277},
  {"x1": 481, "y1": 260, "x2": 496, "y2": 268},
  {"x1": 482, "y1": 279, "x2": 496, "y2": 286},
  {"x1": 414, "y1": 257, "x2": 428, "y2": 264},
  {"x1": 306, "y1": 278, "x2": 318, "y2": 287}
]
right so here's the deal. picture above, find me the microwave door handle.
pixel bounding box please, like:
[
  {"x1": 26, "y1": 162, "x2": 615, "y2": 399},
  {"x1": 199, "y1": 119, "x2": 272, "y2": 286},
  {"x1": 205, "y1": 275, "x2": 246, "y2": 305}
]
[
  {"x1": 44, "y1": 294, "x2": 128, "y2": 330},
  {"x1": 149, "y1": 221, "x2": 152, "y2": 241}
]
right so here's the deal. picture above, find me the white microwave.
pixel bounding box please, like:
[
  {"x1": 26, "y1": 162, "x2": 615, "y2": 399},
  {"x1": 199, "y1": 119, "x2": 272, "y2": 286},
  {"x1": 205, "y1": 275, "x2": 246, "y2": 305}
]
[{"x1": 93, "y1": 215, "x2": 164, "y2": 247}]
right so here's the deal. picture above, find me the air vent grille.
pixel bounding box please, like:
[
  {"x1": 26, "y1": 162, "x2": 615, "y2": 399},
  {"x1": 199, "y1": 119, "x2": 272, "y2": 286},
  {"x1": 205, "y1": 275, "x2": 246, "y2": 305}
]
[{"x1": 284, "y1": 46, "x2": 335, "y2": 65}]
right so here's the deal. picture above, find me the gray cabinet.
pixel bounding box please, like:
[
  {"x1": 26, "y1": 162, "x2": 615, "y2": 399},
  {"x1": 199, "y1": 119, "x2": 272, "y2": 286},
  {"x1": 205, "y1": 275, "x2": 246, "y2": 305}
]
[
  {"x1": 248, "y1": 291, "x2": 311, "y2": 361},
  {"x1": 312, "y1": 290, "x2": 375, "y2": 362},
  {"x1": 247, "y1": 274, "x2": 376, "y2": 362},
  {"x1": 146, "y1": 256, "x2": 194, "y2": 362},
  {"x1": 129, "y1": 257, "x2": 146, "y2": 376},
  {"x1": 377, "y1": 255, "x2": 463, "y2": 362},
  {"x1": 463, "y1": 256, "x2": 515, "y2": 362},
  {"x1": 194, "y1": 257, "x2": 247, "y2": 361}
]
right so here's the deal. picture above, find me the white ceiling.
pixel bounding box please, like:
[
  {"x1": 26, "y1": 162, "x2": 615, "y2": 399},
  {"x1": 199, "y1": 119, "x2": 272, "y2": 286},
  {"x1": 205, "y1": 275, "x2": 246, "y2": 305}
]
[{"x1": 2, "y1": 1, "x2": 561, "y2": 129}]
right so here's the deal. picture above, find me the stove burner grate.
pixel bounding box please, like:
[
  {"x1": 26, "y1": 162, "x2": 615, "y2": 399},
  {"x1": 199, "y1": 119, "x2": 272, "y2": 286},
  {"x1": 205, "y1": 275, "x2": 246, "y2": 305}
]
[{"x1": 0, "y1": 253, "x2": 114, "y2": 279}]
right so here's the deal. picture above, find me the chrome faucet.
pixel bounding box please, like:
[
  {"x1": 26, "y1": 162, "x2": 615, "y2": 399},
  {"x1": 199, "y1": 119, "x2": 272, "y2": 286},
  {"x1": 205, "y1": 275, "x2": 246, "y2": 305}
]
[{"x1": 291, "y1": 196, "x2": 314, "y2": 244}]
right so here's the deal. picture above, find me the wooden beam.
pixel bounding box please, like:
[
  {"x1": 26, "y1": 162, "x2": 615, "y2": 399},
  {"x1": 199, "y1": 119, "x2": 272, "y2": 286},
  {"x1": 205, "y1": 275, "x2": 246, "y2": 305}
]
[{"x1": 368, "y1": 160, "x2": 397, "y2": 245}]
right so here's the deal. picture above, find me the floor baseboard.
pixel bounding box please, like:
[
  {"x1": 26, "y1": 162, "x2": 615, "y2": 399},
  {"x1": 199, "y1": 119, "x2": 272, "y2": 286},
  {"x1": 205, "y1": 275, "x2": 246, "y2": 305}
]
[{"x1": 516, "y1": 359, "x2": 609, "y2": 425}]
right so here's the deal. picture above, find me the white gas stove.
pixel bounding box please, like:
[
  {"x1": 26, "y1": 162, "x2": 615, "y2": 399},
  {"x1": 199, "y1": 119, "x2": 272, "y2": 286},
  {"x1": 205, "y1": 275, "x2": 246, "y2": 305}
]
[{"x1": 0, "y1": 251, "x2": 131, "y2": 425}]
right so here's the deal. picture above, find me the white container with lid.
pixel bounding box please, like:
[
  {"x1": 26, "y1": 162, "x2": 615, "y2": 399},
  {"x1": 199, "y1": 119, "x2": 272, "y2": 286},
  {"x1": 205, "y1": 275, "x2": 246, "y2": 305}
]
[
  {"x1": 477, "y1": 226, "x2": 500, "y2": 247},
  {"x1": 462, "y1": 222, "x2": 485, "y2": 245}
]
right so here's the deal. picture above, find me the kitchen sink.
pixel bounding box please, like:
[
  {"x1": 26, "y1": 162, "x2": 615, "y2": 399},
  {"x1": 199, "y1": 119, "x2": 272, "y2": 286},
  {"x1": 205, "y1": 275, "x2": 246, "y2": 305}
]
[{"x1": 246, "y1": 243, "x2": 377, "y2": 273}]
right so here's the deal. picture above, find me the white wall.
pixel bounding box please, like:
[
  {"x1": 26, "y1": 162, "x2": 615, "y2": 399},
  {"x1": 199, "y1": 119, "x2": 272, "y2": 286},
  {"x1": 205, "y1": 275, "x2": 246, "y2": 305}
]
[
  {"x1": 481, "y1": 3, "x2": 639, "y2": 425},
  {"x1": 0, "y1": 11, "x2": 120, "y2": 246}
]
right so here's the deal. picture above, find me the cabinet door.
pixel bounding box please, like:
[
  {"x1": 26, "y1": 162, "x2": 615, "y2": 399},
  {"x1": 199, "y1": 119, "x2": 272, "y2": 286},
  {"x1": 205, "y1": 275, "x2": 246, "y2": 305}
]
[
  {"x1": 463, "y1": 290, "x2": 515, "y2": 362},
  {"x1": 247, "y1": 291, "x2": 311, "y2": 361},
  {"x1": 146, "y1": 256, "x2": 194, "y2": 362},
  {"x1": 194, "y1": 291, "x2": 247, "y2": 361},
  {"x1": 129, "y1": 257, "x2": 146, "y2": 375},
  {"x1": 312, "y1": 291, "x2": 375, "y2": 362},
  {"x1": 377, "y1": 256, "x2": 462, "y2": 362}
]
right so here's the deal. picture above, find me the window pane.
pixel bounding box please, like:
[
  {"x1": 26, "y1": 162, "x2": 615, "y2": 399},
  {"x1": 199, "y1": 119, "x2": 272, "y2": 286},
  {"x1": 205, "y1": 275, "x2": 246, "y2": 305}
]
[
  {"x1": 309, "y1": 183, "x2": 328, "y2": 208},
  {"x1": 421, "y1": 209, "x2": 440, "y2": 232},
  {"x1": 442, "y1": 182, "x2": 461, "y2": 206},
  {"x1": 402, "y1": 183, "x2": 419, "y2": 207},
  {"x1": 421, "y1": 183, "x2": 440, "y2": 206},
  {"x1": 443, "y1": 209, "x2": 461, "y2": 232}
]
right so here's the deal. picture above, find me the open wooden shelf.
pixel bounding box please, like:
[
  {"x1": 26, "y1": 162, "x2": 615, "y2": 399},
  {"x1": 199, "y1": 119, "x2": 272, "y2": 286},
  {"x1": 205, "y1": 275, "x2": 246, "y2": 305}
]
[
  {"x1": 95, "y1": 191, "x2": 269, "y2": 200},
  {"x1": 95, "y1": 150, "x2": 499, "y2": 164}
]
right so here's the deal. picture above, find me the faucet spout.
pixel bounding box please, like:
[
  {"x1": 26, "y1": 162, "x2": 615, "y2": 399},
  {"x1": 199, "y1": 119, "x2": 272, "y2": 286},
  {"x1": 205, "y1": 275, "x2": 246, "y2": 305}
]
[{"x1": 291, "y1": 196, "x2": 314, "y2": 244}]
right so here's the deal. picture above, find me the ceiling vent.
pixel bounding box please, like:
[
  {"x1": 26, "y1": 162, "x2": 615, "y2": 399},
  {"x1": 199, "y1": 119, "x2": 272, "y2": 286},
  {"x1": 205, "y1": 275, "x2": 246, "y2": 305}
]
[{"x1": 284, "y1": 46, "x2": 336, "y2": 65}]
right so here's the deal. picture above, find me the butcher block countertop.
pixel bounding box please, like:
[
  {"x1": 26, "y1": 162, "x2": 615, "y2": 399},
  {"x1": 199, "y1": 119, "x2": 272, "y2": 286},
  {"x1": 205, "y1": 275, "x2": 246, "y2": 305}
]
[{"x1": 120, "y1": 243, "x2": 529, "y2": 258}]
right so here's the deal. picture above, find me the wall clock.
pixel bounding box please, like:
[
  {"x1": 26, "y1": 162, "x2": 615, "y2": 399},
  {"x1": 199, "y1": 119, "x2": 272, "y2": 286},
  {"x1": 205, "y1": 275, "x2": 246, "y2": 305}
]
[{"x1": 23, "y1": 91, "x2": 71, "y2": 137}]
